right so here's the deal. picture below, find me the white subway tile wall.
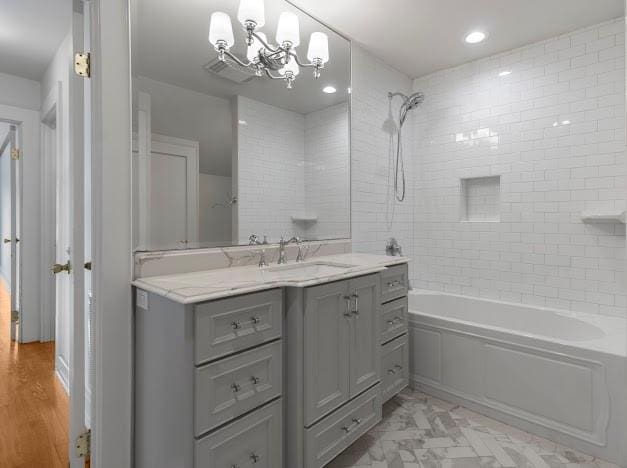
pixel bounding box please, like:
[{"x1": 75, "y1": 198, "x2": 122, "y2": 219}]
[
  {"x1": 238, "y1": 96, "x2": 350, "y2": 243},
  {"x1": 351, "y1": 46, "x2": 415, "y2": 263},
  {"x1": 304, "y1": 102, "x2": 351, "y2": 240},
  {"x1": 237, "y1": 95, "x2": 306, "y2": 243},
  {"x1": 412, "y1": 18, "x2": 626, "y2": 316}
]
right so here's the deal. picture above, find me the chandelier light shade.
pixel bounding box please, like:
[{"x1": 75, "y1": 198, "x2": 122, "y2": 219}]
[
  {"x1": 237, "y1": 0, "x2": 265, "y2": 28},
  {"x1": 209, "y1": 12, "x2": 234, "y2": 48},
  {"x1": 276, "y1": 12, "x2": 300, "y2": 47},
  {"x1": 307, "y1": 32, "x2": 329, "y2": 64},
  {"x1": 208, "y1": 0, "x2": 330, "y2": 88}
]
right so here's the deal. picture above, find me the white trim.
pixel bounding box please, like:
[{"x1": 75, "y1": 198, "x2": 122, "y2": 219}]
[
  {"x1": 89, "y1": 0, "x2": 133, "y2": 466},
  {"x1": 136, "y1": 91, "x2": 151, "y2": 249},
  {"x1": 56, "y1": 357, "x2": 70, "y2": 395},
  {"x1": 40, "y1": 83, "x2": 62, "y2": 343}
]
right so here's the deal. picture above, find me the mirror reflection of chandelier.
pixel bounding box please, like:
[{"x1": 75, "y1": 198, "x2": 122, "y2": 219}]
[{"x1": 208, "y1": 0, "x2": 330, "y2": 88}]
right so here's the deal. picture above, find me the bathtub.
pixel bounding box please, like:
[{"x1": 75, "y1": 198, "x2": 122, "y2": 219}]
[{"x1": 408, "y1": 291, "x2": 627, "y2": 466}]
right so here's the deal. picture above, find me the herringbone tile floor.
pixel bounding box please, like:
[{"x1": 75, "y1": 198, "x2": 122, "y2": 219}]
[{"x1": 326, "y1": 389, "x2": 619, "y2": 468}]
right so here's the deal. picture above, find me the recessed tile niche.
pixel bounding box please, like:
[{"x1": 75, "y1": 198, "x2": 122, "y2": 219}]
[{"x1": 460, "y1": 176, "x2": 501, "y2": 222}]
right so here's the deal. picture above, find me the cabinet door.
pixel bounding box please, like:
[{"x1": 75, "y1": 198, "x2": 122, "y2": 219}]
[
  {"x1": 304, "y1": 281, "x2": 351, "y2": 426},
  {"x1": 348, "y1": 275, "x2": 380, "y2": 397}
]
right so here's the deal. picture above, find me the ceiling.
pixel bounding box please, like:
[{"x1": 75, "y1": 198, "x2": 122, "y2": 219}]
[
  {"x1": 289, "y1": 0, "x2": 624, "y2": 78},
  {"x1": 135, "y1": 0, "x2": 351, "y2": 115},
  {"x1": 0, "y1": 0, "x2": 71, "y2": 81}
]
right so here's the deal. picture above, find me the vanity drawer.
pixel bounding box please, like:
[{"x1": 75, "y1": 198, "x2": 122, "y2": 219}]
[
  {"x1": 195, "y1": 398, "x2": 282, "y2": 468},
  {"x1": 380, "y1": 296, "x2": 408, "y2": 344},
  {"x1": 304, "y1": 384, "x2": 381, "y2": 468},
  {"x1": 195, "y1": 340, "x2": 282, "y2": 436},
  {"x1": 381, "y1": 334, "x2": 409, "y2": 403},
  {"x1": 380, "y1": 264, "x2": 408, "y2": 303},
  {"x1": 195, "y1": 289, "x2": 282, "y2": 365}
]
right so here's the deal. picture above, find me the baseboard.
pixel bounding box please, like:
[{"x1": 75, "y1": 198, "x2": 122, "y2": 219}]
[{"x1": 56, "y1": 356, "x2": 70, "y2": 395}]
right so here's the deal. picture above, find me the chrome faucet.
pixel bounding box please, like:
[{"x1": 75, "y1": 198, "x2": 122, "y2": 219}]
[
  {"x1": 386, "y1": 237, "x2": 403, "y2": 256},
  {"x1": 249, "y1": 234, "x2": 269, "y2": 268},
  {"x1": 278, "y1": 236, "x2": 304, "y2": 264},
  {"x1": 248, "y1": 234, "x2": 268, "y2": 246}
]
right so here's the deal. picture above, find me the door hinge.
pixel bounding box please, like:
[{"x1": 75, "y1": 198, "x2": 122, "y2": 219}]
[
  {"x1": 74, "y1": 52, "x2": 91, "y2": 78},
  {"x1": 10, "y1": 310, "x2": 19, "y2": 323},
  {"x1": 10, "y1": 149, "x2": 21, "y2": 160},
  {"x1": 75, "y1": 429, "x2": 91, "y2": 458}
]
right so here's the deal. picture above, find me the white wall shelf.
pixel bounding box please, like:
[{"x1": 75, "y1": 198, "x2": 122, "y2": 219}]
[
  {"x1": 291, "y1": 215, "x2": 318, "y2": 223},
  {"x1": 580, "y1": 211, "x2": 626, "y2": 224}
]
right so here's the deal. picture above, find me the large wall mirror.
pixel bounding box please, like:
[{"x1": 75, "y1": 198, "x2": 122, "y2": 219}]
[{"x1": 131, "y1": 0, "x2": 351, "y2": 251}]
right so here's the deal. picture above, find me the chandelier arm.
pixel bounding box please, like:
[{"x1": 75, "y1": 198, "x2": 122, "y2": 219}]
[
  {"x1": 250, "y1": 31, "x2": 283, "y2": 54},
  {"x1": 286, "y1": 51, "x2": 318, "y2": 69},
  {"x1": 222, "y1": 49, "x2": 255, "y2": 69},
  {"x1": 264, "y1": 69, "x2": 284, "y2": 80}
]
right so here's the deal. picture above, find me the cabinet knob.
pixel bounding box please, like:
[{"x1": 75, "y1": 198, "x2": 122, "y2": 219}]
[
  {"x1": 231, "y1": 321, "x2": 241, "y2": 330},
  {"x1": 250, "y1": 376, "x2": 260, "y2": 385},
  {"x1": 250, "y1": 316, "x2": 260, "y2": 325},
  {"x1": 387, "y1": 368, "x2": 396, "y2": 375},
  {"x1": 250, "y1": 453, "x2": 260, "y2": 463},
  {"x1": 231, "y1": 383, "x2": 241, "y2": 393}
]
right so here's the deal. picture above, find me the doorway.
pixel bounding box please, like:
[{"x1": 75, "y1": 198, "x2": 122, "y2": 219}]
[{"x1": 0, "y1": 123, "x2": 20, "y2": 339}]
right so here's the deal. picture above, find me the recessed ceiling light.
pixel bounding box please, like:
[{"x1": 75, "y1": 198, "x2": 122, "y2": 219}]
[
  {"x1": 498, "y1": 70, "x2": 512, "y2": 77},
  {"x1": 465, "y1": 31, "x2": 486, "y2": 44},
  {"x1": 323, "y1": 86, "x2": 337, "y2": 94}
]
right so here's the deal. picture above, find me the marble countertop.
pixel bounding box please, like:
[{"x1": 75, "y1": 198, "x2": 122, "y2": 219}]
[{"x1": 132, "y1": 253, "x2": 410, "y2": 304}]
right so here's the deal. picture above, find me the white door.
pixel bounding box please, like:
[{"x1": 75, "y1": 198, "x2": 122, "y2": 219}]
[
  {"x1": 0, "y1": 124, "x2": 21, "y2": 341},
  {"x1": 133, "y1": 132, "x2": 199, "y2": 250},
  {"x1": 9, "y1": 126, "x2": 21, "y2": 342}
]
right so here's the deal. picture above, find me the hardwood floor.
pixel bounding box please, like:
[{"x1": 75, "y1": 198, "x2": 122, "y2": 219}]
[{"x1": 0, "y1": 284, "x2": 68, "y2": 468}]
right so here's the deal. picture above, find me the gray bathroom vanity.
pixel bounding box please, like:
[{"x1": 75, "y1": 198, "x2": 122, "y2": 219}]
[{"x1": 133, "y1": 253, "x2": 409, "y2": 468}]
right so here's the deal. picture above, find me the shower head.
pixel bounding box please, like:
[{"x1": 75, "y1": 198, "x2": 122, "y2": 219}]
[{"x1": 405, "y1": 92, "x2": 424, "y2": 110}]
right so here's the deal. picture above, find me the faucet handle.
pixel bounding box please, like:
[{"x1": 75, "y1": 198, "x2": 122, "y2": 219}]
[{"x1": 257, "y1": 249, "x2": 268, "y2": 268}]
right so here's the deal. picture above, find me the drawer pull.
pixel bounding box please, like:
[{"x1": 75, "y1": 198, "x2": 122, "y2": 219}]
[
  {"x1": 343, "y1": 296, "x2": 353, "y2": 318},
  {"x1": 387, "y1": 316, "x2": 402, "y2": 325},
  {"x1": 387, "y1": 368, "x2": 396, "y2": 375},
  {"x1": 394, "y1": 364, "x2": 403, "y2": 370},
  {"x1": 250, "y1": 376, "x2": 260, "y2": 385},
  {"x1": 231, "y1": 383, "x2": 241, "y2": 393},
  {"x1": 231, "y1": 316, "x2": 262, "y2": 330},
  {"x1": 351, "y1": 293, "x2": 360, "y2": 317},
  {"x1": 341, "y1": 417, "x2": 362, "y2": 433},
  {"x1": 250, "y1": 453, "x2": 260, "y2": 463},
  {"x1": 387, "y1": 280, "x2": 402, "y2": 288}
]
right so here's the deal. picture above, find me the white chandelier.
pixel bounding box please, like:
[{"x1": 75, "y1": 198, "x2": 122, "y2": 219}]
[{"x1": 208, "y1": 0, "x2": 330, "y2": 89}]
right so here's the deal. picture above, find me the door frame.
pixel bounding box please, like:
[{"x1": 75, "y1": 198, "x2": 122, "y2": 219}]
[
  {"x1": 41, "y1": 83, "x2": 62, "y2": 343},
  {"x1": 0, "y1": 104, "x2": 42, "y2": 344},
  {"x1": 89, "y1": 0, "x2": 133, "y2": 466}
]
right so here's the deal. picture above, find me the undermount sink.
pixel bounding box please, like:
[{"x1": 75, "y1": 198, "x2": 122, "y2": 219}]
[{"x1": 262, "y1": 261, "x2": 356, "y2": 279}]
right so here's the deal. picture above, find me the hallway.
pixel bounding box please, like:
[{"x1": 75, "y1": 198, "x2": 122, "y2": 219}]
[{"x1": 0, "y1": 285, "x2": 68, "y2": 467}]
